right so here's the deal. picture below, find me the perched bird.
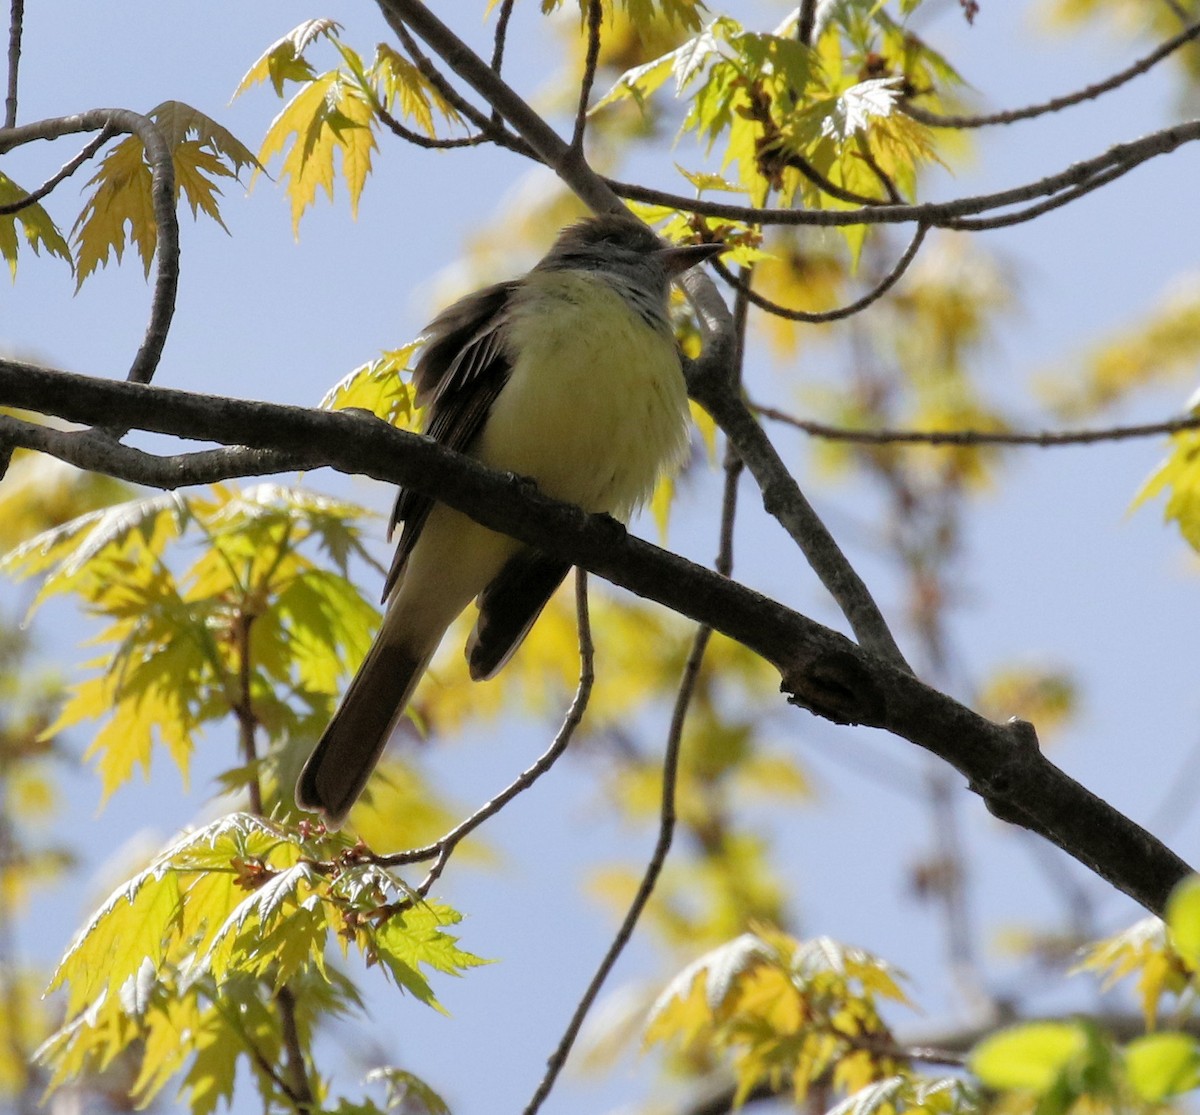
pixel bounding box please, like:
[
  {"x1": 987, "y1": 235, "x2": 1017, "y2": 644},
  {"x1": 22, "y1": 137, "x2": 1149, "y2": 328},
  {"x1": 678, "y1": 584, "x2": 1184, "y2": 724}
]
[{"x1": 297, "y1": 214, "x2": 724, "y2": 825}]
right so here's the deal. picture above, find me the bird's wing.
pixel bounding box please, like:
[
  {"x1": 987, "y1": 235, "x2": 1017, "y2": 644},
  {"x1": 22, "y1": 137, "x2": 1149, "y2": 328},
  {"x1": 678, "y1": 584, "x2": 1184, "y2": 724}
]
[
  {"x1": 383, "y1": 281, "x2": 519, "y2": 601},
  {"x1": 466, "y1": 550, "x2": 572, "y2": 681}
]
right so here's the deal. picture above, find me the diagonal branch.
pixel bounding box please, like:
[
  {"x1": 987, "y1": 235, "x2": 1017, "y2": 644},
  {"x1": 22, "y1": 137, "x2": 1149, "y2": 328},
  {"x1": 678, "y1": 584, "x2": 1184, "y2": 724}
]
[
  {"x1": 0, "y1": 358, "x2": 1191, "y2": 915},
  {"x1": 571, "y1": 0, "x2": 603, "y2": 152},
  {"x1": 375, "y1": 570, "x2": 594, "y2": 891},
  {"x1": 0, "y1": 128, "x2": 113, "y2": 215},
  {"x1": 376, "y1": 0, "x2": 623, "y2": 215},
  {"x1": 525, "y1": 594, "x2": 710, "y2": 1115},
  {"x1": 608, "y1": 119, "x2": 1200, "y2": 227},
  {"x1": 680, "y1": 269, "x2": 911, "y2": 671},
  {"x1": 904, "y1": 16, "x2": 1200, "y2": 129}
]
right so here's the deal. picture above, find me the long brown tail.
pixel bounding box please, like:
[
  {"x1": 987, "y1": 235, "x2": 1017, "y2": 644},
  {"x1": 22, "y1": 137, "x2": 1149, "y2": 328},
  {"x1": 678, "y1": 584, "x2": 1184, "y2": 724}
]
[{"x1": 296, "y1": 635, "x2": 434, "y2": 827}]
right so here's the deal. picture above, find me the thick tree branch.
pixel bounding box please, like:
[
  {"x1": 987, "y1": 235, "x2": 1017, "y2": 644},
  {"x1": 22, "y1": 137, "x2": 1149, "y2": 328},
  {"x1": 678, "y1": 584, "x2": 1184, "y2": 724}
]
[{"x1": 0, "y1": 359, "x2": 1191, "y2": 915}]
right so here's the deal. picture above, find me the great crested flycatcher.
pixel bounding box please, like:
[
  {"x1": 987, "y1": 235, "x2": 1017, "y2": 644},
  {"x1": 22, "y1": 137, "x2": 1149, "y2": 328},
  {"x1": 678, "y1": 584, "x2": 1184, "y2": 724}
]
[{"x1": 297, "y1": 214, "x2": 724, "y2": 825}]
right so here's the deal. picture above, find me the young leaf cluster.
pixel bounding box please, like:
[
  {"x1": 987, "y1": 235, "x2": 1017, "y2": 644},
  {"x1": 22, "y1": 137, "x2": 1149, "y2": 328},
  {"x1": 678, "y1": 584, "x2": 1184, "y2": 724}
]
[
  {"x1": 75, "y1": 102, "x2": 258, "y2": 287},
  {"x1": 646, "y1": 929, "x2": 911, "y2": 1106},
  {"x1": 961, "y1": 877, "x2": 1200, "y2": 1115},
  {"x1": 594, "y1": 5, "x2": 959, "y2": 252},
  {"x1": 1, "y1": 484, "x2": 381, "y2": 799},
  {"x1": 37, "y1": 812, "x2": 479, "y2": 1114},
  {"x1": 238, "y1": 22, "x2": 465, "y2": 232}
]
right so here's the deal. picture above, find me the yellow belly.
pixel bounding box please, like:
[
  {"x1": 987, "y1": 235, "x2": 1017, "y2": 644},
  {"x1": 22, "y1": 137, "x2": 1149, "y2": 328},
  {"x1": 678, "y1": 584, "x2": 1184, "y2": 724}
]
[
  {"x1": 474, "y1": 269, "x2": 690, "y2": 520},
  {"x1": 388, "y1": 269, "x2": 689, "y2": 646}
]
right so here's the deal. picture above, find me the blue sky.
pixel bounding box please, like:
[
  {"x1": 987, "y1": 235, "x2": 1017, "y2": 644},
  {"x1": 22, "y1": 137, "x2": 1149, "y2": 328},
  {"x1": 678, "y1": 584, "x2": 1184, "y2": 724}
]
[{"x1": 3, "y1": 2, "x2": 1200, "y2": 1113}]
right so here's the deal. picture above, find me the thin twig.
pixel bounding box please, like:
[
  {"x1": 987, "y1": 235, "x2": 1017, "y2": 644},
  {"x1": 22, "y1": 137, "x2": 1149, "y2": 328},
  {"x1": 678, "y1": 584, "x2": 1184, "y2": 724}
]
[
  {"x1": 4, "y1": 0, "x2": 22, "y2": 129},
  {"x1": 904, "y1": 16, "x2": 1200, "y2": 129},
  {"x1": 490, "y1": 0, "x2": 516, "y2": 75},
  {"x1": 380, "y1": 9, "x2": 532, "y2": 158},
  {"x1": 526, "y1": 310, "x2": 749, "y2": 1111},
  {"x1": 0, "y1": 109, "x2": 179, "y2": 387},
  {"x1": 235, "y1": 616, "x2": 264, "y2": 816},
  {"x1": 209, "y1": 993, "x2": 304, "y2": 1104},
  {"x1": 377, "y1": 0, "x2": 623, "y2": 215},
  {"x1": 229, "y1": 593, "x2": 313, "y2": 1109},
  {"x1": 844, "y1": 1034, "x2": 968, "y2": 1068},
  {"x1": 797, "y1": 0, "x2": 818, "y2": 47},
  {"x1": 374, "y1": 571, "x2": 594, "y2": 883},
  {"x1": 714, "y1": 222, "x2": 927, "y2": 324},
  {"x1": 787, "y1": 151, "x2": 890, "y2": 206},
  {"x1": 606, "y1": 118, "x2": 1200, "y2": 227},
  {"x1": 571, "y1": 0, "x2": 603, "y2": 152},
  {"x1": 857, "y1": 145, "x2": 903, "y2": 204},
  {"x1": 275, "y1": 985, "x2": 315, "y2": 1109},
  {"x1": 373, "y1": 100, "x2": 491, "y2": 150},
  {"x1": 0, "y1": 128, "x2": 112, "y2": 215},
  {"x1": 943, "y1": 163, "x2": 1130, "y2": 232},
  {"x1": 753, "y1": 402, "x2": 1200, "y2": 448},
  {"x1": 524, "y1": 611, "x2": 712, "y2": 1115}
]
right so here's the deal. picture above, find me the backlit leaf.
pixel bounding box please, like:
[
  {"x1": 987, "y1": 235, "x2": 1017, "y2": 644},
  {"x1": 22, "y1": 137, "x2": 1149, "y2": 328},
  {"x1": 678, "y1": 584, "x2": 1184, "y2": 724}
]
[
  {"x1": 970, "y1": 1021, "x2": 1089, "y2": 1092},
  {"x1": 0, "y1": 172, "x2": 72, "y2": 278}
]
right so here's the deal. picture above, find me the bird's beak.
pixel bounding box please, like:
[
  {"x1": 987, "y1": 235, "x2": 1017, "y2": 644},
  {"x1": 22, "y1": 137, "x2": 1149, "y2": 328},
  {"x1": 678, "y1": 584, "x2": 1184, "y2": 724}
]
[{"x1": 658, "y1": 241, "x2": 726, "y2": 277}]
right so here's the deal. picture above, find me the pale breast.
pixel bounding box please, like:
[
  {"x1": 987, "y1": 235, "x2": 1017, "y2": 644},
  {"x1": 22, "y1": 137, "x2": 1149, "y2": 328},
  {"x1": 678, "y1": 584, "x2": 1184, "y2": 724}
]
[{"x1": 473, "y1": 270, "x2": 690, "y2": 520}]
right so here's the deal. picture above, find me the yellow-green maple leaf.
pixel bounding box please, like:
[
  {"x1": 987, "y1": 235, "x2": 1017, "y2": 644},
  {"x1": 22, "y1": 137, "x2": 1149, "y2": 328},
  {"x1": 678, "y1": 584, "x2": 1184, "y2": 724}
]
[
  {"x1": 71, "y1": 101, "x2": 258, "y2": 287},
  {"x1": 0, "y1": 172, "x2": 72, "y2": 278},
  {"x1": 233, "y1": 18, "x2": 343, "y2": 98},
  {"x1": 258, "y1": 70, "x2": 376, "y2": 233}
]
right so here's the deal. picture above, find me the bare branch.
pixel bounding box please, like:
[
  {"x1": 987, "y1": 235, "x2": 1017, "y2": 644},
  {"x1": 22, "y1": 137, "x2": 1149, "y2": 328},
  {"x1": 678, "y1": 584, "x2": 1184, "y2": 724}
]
[
  {"x1": 571, "y1": 0, "x2": 603, "y2": 152},
  {"x1": 0, "y1": 413, "x2": 308, "y2": 484},
  {"x1": 274, "y1": 985, "x2": 315, "y2": 1109},
  {"x1": 608, "y1": 119, "x2": 1200, "y2": 227},
  {"x1": 382, "y1": 15, "x2": 532, "y2": 158},
  {"x1": 714, "y1": 223, "x2": 928, "y2": 324},
  {"x1": 524, "y1": 601, "x2": 711, "y2": 1115},
  {"x1": 753, "y1": 403, "x2": 1200, "y2": 448},
  {"x1": 0, "y1": 109, "x2": 179, "y2": 387},
  {"x1": 797, "y1": 0, "x2": 818, "y2": 47},
  {"x1": 944, "y1": 162, "x2": 1131, "y2": 232},
  {"x1": 4, "y1": 0, "x2": 21, "y2": 128},
  {"x1": 374, "y1": 571, "x2": 594, "y2": 887},
  {"x1": 787, "y1": 150, "x2": 892, "y2": 206},
  {"x1": 905, "y1": 16, "x2": 1200, "y2": 129},
  {"x1": 373, "y1": 100, "x2": 493, "y2": 150},
  {"x1": 528, "y1": 333, "x2": 750, "y2": 1111},
  {"x1": 489, "y1": 0, "x2": 516, "y2": 75},
  {"x1": 682, "y1": 268, "x2": 911, "y2": 670},
  {"x1": 0, "y1": 128, "x2": 113, "y2": 215},
  {"x1": 377, "y1": 0, "x2": 624, "y2": 215},
  {"x1": 0, "y1": 358, "x2": 1192, "y2": 915}
]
